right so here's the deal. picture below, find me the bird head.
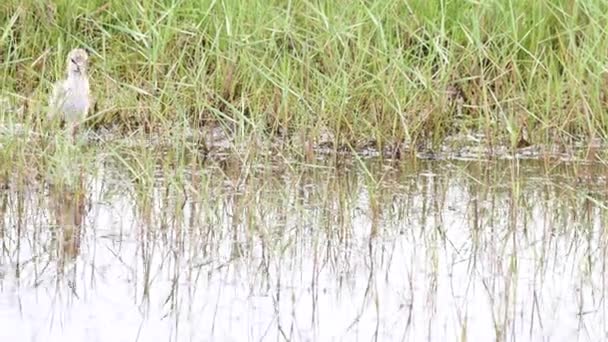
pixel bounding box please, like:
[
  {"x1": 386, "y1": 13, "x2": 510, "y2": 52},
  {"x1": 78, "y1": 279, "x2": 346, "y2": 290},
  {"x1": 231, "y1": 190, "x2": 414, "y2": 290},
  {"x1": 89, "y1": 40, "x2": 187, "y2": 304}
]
[{"x1": 66, "y1": 48, "x2": 89, "y2": 75}]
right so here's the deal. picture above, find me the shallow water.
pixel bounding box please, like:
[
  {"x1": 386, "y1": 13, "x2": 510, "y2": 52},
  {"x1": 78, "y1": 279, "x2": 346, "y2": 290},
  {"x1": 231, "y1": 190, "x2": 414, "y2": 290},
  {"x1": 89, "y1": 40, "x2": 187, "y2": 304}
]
[{"x1": 1, "y1": 155, "x2": 607, "y2": 341}]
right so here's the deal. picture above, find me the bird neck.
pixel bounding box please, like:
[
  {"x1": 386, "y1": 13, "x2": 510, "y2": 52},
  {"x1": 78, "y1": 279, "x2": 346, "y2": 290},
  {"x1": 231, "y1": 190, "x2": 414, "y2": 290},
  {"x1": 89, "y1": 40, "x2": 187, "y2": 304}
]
[
  {"x1": 68, "y1": 70, "x2": 87, "y2": 81},
  {"x1": 66, "y1": 72, "x2": 89, "y2": 93},
  {"x1": 69, "y1": 69, "x2": 85, "y2": 77}
]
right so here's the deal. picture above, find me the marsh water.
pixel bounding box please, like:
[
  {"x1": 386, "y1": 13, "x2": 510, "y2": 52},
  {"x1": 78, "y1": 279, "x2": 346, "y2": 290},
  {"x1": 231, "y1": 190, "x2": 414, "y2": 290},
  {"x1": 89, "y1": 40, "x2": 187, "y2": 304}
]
[{"x1": 1, "y1": 151, "x2": 608, "y2": 341}]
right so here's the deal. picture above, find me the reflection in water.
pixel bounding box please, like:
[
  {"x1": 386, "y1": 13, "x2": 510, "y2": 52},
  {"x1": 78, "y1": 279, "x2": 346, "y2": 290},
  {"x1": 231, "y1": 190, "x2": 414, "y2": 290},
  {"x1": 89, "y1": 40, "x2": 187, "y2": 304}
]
[
  {"x1": 50, "y1": 182, "x2": 87, "y2": 264},
  {"x1": 0, "y1": 156, "x2": 607, "y2": 341}
]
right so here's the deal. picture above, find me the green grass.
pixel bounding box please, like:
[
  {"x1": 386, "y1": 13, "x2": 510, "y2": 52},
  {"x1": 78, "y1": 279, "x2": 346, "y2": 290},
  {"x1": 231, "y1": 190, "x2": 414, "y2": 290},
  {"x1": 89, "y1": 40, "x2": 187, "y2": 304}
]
[
  {"x1": 2, "y1": 0, "x2": 608, "y2": 153},
  {"x1": 4, "y1": 2, "x2": 608, "y2": 339}
]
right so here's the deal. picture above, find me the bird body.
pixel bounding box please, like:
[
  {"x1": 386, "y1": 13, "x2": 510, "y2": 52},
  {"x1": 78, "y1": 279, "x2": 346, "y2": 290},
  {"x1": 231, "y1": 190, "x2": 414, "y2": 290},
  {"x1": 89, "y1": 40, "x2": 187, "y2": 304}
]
[
  {"x1": 48, "y1": 48, "x2": 90, "y2": 135},
  {"x1": 49, "y1": 74, "x2": 90, "y2": 122}
]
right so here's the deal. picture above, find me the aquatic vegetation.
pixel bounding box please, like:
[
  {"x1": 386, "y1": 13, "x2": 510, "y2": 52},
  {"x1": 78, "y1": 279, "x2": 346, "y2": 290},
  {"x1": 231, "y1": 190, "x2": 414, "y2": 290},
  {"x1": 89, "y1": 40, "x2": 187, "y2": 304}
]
[
  {"x1": 0, "y1": 155, "x2": 607, "y2": 341},
  {"x1": 2, "y1": 1, "x2": 608, "y2": 341},
  {"x1": 2, "y1": 0, "x2": 608, "y2": 151}
]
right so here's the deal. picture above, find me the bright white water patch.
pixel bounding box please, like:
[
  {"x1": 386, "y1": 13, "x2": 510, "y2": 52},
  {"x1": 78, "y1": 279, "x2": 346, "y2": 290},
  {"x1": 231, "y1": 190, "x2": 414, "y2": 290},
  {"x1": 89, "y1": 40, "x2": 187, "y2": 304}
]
[{"x1": 0, "y1": 159, "x2": 606, "y2": 341}]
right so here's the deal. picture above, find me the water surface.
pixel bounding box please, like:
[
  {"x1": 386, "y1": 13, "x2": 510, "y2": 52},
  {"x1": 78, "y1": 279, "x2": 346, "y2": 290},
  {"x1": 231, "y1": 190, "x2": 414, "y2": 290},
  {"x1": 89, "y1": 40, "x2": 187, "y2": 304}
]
[{"x1": 1, "y1": 155, "x2": 607, "y2": 341}]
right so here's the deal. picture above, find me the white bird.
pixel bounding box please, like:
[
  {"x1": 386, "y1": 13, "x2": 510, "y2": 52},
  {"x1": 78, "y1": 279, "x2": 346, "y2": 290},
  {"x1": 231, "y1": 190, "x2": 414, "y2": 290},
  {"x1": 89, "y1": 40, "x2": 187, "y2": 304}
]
[{"x1": 48, "y1": 48, "x2": 91, "y2": 138}]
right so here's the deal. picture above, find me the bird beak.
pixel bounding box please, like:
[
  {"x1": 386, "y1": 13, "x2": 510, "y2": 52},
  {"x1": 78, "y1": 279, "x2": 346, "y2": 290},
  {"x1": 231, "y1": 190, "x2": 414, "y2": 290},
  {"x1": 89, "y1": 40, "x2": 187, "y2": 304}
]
[{"x1": 71, "y1": 58, "x2": 81, "y2": 73}]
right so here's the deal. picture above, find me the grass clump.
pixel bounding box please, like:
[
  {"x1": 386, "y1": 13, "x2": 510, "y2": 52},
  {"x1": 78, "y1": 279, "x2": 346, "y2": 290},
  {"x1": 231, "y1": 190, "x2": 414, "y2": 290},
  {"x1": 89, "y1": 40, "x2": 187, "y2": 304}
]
[{"x1": 2, "y1": 0, "x2": 608, "y2": 151}]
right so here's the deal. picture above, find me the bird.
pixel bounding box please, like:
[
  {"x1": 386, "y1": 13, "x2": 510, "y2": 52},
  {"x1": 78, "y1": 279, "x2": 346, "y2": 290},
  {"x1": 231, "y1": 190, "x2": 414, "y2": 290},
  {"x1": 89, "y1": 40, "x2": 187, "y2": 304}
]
[{"x1": 48, "y1": 48, "x2": 91, "y2": 138}]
